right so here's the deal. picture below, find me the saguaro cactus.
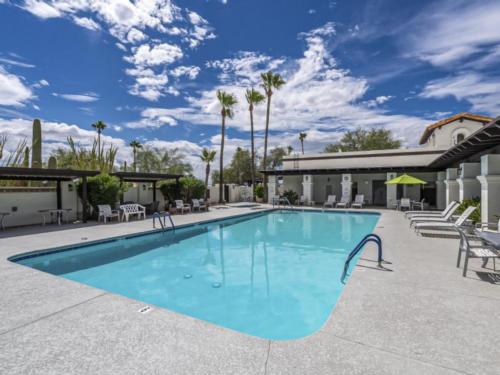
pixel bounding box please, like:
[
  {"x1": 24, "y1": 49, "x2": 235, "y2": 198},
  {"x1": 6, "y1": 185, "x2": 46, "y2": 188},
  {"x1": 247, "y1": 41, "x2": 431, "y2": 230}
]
[
  {"x1": 48, "y1": 156, "x2": 57, "y2": 169},
  {"x1": 23, "y1": 147, "x2": 30, "y2": 167},
  {"x1": 31, "y1": 119, "x2": 42, "y2": 168}
]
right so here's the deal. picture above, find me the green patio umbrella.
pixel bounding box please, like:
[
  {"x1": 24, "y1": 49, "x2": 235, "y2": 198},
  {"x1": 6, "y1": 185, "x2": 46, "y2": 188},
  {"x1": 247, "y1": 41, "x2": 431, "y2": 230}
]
[{"x1": 385, "y1": 174, "x2": 427, "y2": 185}]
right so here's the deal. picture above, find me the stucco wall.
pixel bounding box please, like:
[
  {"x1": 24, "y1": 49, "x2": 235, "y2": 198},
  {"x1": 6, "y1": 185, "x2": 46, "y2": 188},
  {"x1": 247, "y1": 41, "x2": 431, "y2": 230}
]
[{"x1": 426, "y1": 119, "x2": 484, "y2": 148}]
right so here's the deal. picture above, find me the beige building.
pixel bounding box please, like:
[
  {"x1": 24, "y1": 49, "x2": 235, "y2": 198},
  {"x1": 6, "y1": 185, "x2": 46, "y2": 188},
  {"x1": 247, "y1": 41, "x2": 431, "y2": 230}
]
[{"x1": 263, "y1": 113, "x2": 500, "y2": 223}]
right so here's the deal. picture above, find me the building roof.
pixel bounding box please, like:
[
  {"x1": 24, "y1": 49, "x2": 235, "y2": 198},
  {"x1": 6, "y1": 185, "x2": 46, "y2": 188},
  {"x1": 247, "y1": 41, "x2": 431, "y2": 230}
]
[
  {"x1": 418, "y1": 112, "x2": 492, "y2": 145},
  {"x1": 429, "y1": 116, "x2": 500, "y2": 168},
  {"x1": 0, "y1": 167, "x2": 99, "y2": 181},
  {"x1": 111, "y1": 171, "x2": 182, "y2": 182},
  {"x1": 281, "y1": 147, "x2": 446, "y2": 171}
]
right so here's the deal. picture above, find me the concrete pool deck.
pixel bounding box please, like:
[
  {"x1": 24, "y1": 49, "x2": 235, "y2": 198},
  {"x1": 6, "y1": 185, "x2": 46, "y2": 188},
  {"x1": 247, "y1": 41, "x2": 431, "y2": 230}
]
[{"x1": 0, "y1": 207, "x2": 499, "y2": 374}]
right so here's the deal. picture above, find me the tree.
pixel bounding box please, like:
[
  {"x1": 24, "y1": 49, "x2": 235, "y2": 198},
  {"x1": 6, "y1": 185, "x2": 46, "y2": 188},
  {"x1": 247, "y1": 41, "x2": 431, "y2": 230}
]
[
  {"x1": 299, "y1": 132, "x2": 307, "y2": 154},
  {"x1": 323, "y1": 128, "x2": 401, "y2": 153},
  {"x1": 245, "y1": 88, "x2": 265, "y2": 199},
  {"x1": 200, "y1": 148, "x2": 216, "y2": 200},
  {"x1": 216, "y1": 89, "x2": 237, "y2": 203},
  {"x1": 261, "y1": 71, "x2": 285, "y2": 201},
  {"x1": 211, "y1": 147, "x2": 253, "y2": 185},
  {"x1": 264, "y1": 146, "x2": 289, "y2": 170},
  {"x1": 91, "y1": 120, "x2": 107, "y2": 160},
  {"x1": 129, "y1": 140, "x2": 142, "y2": 172},
  {"x1": 287, "y1": 145, "x2": 294, "y2": 155}
]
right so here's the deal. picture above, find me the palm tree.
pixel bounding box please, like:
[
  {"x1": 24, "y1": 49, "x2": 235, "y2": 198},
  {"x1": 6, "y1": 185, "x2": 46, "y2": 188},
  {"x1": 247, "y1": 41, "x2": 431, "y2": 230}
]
[
  {"x1": 216, "y1": 89, "x2": 238, "y2": 204},
  {"x1": 299, "y1": 132, "x2": 307, "y2": 154},
  {"x1": 287, "y1": 145, "x2": 294, "y2": 155},
  {"x1": 261, "y1": 71, "x2": 285, "y2": 201},
  {"x1": 200, "y1": 148, "x2": 216, "y2": 200},
  {"x1": 245, "y1": 88, "x2": 265, "y2": 200},
  {"x1": 91, "y1": 120, "x2": 107, "y2": 160},
  {"x1": 129, "y1": 140, "x2": 142, "y2": 172}
]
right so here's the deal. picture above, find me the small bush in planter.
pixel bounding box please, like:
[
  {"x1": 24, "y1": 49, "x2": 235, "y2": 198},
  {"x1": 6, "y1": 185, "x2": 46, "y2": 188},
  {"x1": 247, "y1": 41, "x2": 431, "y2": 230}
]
[
  {"x1": 77, "y1": 173, "x2": 125, "y2": 219},
  {"x1": 255, "y1": 185, "x2": 264, "y2": 200},
  {"x1": 456, "y1": 197, "x2": 481, "y2": 223},
  {"x1": 282, "y1": 190, "x2": 299, "y2": 205}
]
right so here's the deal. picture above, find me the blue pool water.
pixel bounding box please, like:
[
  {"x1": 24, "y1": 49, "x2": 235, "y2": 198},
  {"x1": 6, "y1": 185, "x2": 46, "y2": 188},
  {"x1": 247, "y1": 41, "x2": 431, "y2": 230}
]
[{"x1": 13, "y1": 210, "x2": 379, "y2": 340}]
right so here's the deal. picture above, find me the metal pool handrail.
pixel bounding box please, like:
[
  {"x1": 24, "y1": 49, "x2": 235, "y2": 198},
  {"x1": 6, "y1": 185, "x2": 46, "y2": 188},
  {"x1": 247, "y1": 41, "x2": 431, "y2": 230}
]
[
  {"x1": 341, "y1": 233, "x2": 383, "y2": 283},
  {"x1": 153, "y1": 211, "x2": 175, "y2": 231}
]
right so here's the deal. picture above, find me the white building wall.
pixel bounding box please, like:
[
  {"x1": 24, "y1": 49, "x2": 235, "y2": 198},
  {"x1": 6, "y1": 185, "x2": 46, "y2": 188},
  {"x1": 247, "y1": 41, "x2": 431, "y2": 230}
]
[{"x1": 425, "y1": 119, "x2": 485, "y2": 148}]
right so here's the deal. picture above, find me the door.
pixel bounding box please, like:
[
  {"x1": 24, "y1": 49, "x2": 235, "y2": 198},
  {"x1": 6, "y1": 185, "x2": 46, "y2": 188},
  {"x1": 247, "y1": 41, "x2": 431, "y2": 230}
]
[{"x1": 372, "y1": 180, "x2": 386, "y2": 206}]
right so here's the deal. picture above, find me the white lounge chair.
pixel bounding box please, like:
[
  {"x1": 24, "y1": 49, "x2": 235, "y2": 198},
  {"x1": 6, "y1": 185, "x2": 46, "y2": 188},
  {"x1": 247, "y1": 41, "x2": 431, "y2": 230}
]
[
  {"x1": 297, "y1": 195, "x2": 307, "y2": 206},
  {"x1": 119, "y1": 203, "x2": 146, "y2": 222},
  {"x1": 351, "y1": 194, "x2": 365, "y2": 209},
  {"x1": 456, "y1": 227, "x2": 499, "y2": 277},
  {"x1": 405, "y1": 201, "x2": 458, "y2": 219},
  {"x1": 409, "y1": 203, "x2": 460, "y2": 227},
  {"x1": 97, "y1": 204, "x2": 120, "y2": 223},
  {"x1": 336, "y1": 195, "x2": 350, "y2": 208},
  {"x1": 413, "y1": 206, "x2": 476, "y2": 233},
  {"x1": 192, "y1": 199, "x2": 208, "y2": 212},
  {"x1": 175, "y1": 200, "x2": 191, "y2": 214},
  {"x1": 322, "y1": 195, "x2": 336, "y2": 208}
]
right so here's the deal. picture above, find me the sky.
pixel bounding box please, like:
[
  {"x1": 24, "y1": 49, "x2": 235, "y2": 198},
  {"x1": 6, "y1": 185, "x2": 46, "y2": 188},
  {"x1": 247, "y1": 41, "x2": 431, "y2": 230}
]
[{"x1": 0, "y1": 0, "x2": 499, "y2": 177}]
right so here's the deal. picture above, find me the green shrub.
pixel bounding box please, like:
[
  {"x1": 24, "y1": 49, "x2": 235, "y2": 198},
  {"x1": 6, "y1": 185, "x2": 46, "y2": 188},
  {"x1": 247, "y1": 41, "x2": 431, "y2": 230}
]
[
  {"x1": 77, "y1": 174, "x2": 125, "y2": 218},
  {"x1": 456, "y1": 197, "x2": 481, "y2": 223},
  {"x1": 255, "y1": 184, "x2": 264, "y2": 199},
  {"x1": 159, "y1": 177, "x2": 205, "y2": 206},
  {"x1": 282, "y1": 189, "x2": 299, "y2": 205}
]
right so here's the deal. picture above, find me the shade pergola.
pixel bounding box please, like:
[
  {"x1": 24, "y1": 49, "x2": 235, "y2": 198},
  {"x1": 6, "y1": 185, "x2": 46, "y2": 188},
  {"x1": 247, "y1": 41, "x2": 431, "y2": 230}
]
[
  {"x1": 0, "y1": 167, "x2": 100, "y2": 222},
  {"x1": 111, "y1": 171, "x2": 182, "y2": 203},
  {"x1": 0, "y1": 168, "x2": 183, "y2": 223}
]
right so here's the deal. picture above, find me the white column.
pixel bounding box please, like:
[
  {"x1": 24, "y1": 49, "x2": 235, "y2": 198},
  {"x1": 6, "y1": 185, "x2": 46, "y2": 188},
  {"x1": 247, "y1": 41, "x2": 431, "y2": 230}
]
[
  {"x1": 267, "y1": 175, "x2": 277, "y2": 203},
  {"x1": 386, "y1": 172, "x2": 397, "y2": 208},
  {"x1": 477, "y1": 155, "x2": 500, "y2": 223},
  {"x1": 436, "y1": 171, "x2": 446, "y2": 209},
  {"x1": 341, "y1": 174, "x2": 352, "y2": 201},
  {"x1": 457, "y1": 162, "x2": 481, "y2": 201},
  {"x1": 444, "y1": 168, "x2": 459, "y2": 205},
  {"x1": 302, "y1": 174, "x2": 314, "y2": 204}
]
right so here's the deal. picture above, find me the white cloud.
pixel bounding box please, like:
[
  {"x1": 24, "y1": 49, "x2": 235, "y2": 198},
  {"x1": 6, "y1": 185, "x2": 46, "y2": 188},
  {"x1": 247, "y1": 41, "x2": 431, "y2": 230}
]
[
  {"x1": 125, "y1": 42, "x2": 183, "y2": 67},
  {"x1": 308, "y1": 9, "x2": 316, "y2": 15},
  {"x1": 126, "y1": 28, "x2": 147, "y2": 44},
  {"x1": 420, "y1": 72, "x2": 500, "y2": 115},
  {"x1": 170, "y1": 65, "x2": 200, "y2": 79},
  {"x1": 72, "y1": 16, "x2": 101, "y2": 31},
  {"x1": 125, "y1": 67, "x2": 169, "y2": 101},
  {"x1": 22, "y1": 0, "x2": 61, "y2": 19},
  {"x1": 33, "y1": 79, "x2": 50, "y2": 88},
  {"x1": 0, "y1": 57, "x2": 35, "y2": 68},
  {"x1": 404, "y1": 0, "x2": 500, "y2": 66},
  {"x1": 52, "y1": 92, "x2": 99, "y2": 102},
  {"x1": 130, "y1": 23, "x2": 430, "y2": 148},
  {"x1": 365, "y1": 95, "x2": 394, "y2": 108},
  {"x1": 0, "y1": 66, "x2": 33, "y2": 106}
]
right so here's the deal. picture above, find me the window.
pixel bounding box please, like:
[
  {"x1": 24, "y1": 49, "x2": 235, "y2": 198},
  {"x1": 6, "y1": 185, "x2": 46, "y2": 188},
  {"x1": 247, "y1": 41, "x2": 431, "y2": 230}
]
[{"x1": 456, "y1": 133, "x2": 465, "y2": 144}]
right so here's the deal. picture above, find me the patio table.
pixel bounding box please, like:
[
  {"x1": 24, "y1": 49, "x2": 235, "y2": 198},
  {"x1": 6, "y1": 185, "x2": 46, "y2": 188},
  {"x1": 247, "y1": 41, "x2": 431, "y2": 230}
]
[
  {"x1": 39, "y1": 209, "x2": 72, "y2": 226},
  {"x1": 0, "y1": 212, "x2": 9, "y2": 230}
]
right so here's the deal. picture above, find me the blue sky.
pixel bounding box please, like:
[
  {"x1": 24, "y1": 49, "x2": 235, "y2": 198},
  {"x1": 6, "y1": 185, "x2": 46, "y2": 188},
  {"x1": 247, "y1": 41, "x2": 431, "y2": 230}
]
[{"x1": 1, "y1": 0, "x2": 499, "y2": 176}]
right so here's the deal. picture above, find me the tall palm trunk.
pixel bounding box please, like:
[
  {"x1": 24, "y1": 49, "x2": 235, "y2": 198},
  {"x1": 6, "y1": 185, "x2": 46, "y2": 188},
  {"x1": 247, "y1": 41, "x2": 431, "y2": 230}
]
[
  {"x1": 262, "y1": 94, "x2": 272, "y2": 202},
  {"x1": 249, "y1": 104, "x2": 256, "y2": 201},
  {"x1": 204, "y1": 163, "x2": 210, "y2": 200},
  {"x1": 219, "y1": 112, "x2": 226, "y2": 204},
  {"x1": 301, "y1": 140, "x2": 304, "y2": 154},
  {"x1": 133, "y1": 148, "x2": 137, "y2": 172},
  {"x1": 97, "y1": 130, "x2": 102, "y2": 162}
]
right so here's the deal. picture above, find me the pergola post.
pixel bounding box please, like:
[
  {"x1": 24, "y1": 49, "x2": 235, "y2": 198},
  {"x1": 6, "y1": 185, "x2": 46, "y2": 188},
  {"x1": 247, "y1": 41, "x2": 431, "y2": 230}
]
[
  {"x1": 82, "y1": 176, "x2": 88, "y2": 223},
  {"x1": 175, "y1": 177, "x2": 181, "y2": 199},
  {"x1": 152, "y1": 181, "x2": 157, "y2": 202},
  {"x1": 119, "y1": 178, "x2": 124, "y2": 204},
  {"x1": 56, "y1": 180, "x2": 62, "y2": 209}
]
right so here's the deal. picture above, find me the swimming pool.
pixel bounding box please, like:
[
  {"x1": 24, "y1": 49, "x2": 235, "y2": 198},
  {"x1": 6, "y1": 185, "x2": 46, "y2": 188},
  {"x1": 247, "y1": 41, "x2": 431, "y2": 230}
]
[{"x1": 12, "y1": 210, "x2": 379, "y2": 340}]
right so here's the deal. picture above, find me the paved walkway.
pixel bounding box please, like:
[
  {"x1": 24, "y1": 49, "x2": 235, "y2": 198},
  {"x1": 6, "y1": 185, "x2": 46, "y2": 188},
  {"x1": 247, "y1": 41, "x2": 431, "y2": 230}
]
[{"x1": 0, "y1": 207, "x2": 498, "y2": 374}]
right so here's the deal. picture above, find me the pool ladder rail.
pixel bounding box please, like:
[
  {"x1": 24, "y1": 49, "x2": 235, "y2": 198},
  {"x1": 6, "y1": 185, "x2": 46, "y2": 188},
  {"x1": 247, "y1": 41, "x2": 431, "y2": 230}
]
[
  {"x1": 272, "y1": 197, "x2": 295, "y2": 210},
  {"x1": 341, "y1": 233, "x2": 390, "y2": 283},
  {"x1": 152, "y1": 211, "x2": 175, "y2": 232}
]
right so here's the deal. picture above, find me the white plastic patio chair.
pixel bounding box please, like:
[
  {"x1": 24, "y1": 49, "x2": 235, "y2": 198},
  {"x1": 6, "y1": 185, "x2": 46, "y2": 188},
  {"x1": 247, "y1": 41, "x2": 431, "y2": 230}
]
[
  {"x1": 119, "y1": 203, "x2": 146, "y2": 222},
  {"x1": 411, "y1": 198, "x2": 425, "y2": 211},
  {"x1": 456, "y1": 227, "x2": 499, "y2": 277},
  {"x1": 336, "y1": 195, "x2": 350, "y2": 208},
  {"x1": 399, "y1": 198, "x2": 411, "y2": 211},
  {"x1": 97, "y1": 205, "x2": 121, "y2": 223},
  {"x1": 322, "y1": 195, "x2": 336, "y2": 208},
  {"x1": 351, "y1": 194, "x2": 365, "y2": 209},
  {"x1": 192, "y1": 199, "x2": 208, "y2": 212},
  {"x1": 175, "y1": 200, "x2": 191, "y2": 214}
]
